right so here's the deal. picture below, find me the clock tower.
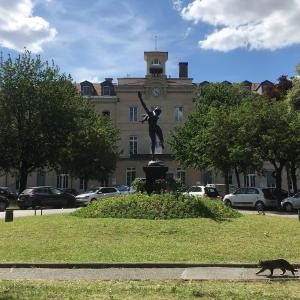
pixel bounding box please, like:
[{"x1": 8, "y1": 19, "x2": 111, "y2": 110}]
[{"x1": 144, "y1": 51, "x2": 168, "y2": 78}]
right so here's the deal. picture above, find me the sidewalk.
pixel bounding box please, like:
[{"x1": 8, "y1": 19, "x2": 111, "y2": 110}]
[{"x1": 0, "y1": 265, "x2": 298, "y2": 281}]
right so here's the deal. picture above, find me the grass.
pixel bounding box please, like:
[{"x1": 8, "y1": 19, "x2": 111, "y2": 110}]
[
  {"x1": 0, "y1": 280, "x2": 299, "y2": 299},
  {"x1": 0, "y1": 214, "x2": 299, "y2": 263}
]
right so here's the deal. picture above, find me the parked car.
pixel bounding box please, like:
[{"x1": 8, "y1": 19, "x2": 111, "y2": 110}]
[
  {"x1": 281, "y1": 192, "x2": 300, "y2": 212},
  {"x1": 206, "y1": 184, "x2": 237, "y2": 198},
  {"x1": 0, "y1": 187, "x2": 18, "y2": 201},
  {"x1": 114, "y1": 185, "x2": 130, "y2": 195},
  {"x1": 17, "y1": 186, "x2": 76, "y2": 209},
  {"x1": 75, "y1": 187, "x2": 120, "y2": 206},
  {"x1": 0, "y1": 195, "x2": 9, "y2": 212},
  {"x1": 185, "y1": 185, "x2": 221, "y2": 199},
  {"x1": 61, "y1": 188, "x2": 79, "y2": 196},
  {"x1": 223, "y1": 187, "x2": 277, "y2": 210}
]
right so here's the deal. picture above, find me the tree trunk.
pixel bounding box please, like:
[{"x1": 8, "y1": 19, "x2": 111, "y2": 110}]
[
  {"x1": 290, "y1": 161, "x2": 298, "y2": 193},
  {"x1": 286, "y1": 162, "x2": 291, "y2": 195},
  {"x1": 223, "y1": 169, "x2": 230, "y2": 195},
  {"x1": 234, "y1": 167, "x2": 241, "y2": 188},
  {"x1": 19, "y1": 162, "x2": 28, "y2": 194}
]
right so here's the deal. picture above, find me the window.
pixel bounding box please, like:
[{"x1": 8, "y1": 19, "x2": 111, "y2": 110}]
[
  {"x1": 126, "y1": 168, "x2": 136, "y2": 186},
  {"x1": 57, "y1": 174, "x2": 69, "y2": 189},
  {"x1": 80, "y1": 178, "x2": 87, "y2": 191},
  {"x1": 176, "y1": 168, "x2": 186, "y2": 185},
  {"x1": 37, "y1": 171, "x2": 46, "y2": 186},
  {"x1": 248, "y1": 188, "x2": 259, "y2": 194},
  {"x1": 152, "y1": 58, "x2": 161, "y2": 65},
  {"x1": 175, "y1": 107, "x2": 183, "y2": 122},
  {"x1": 129, "y1": 107, "x2": 138, "y2": 122},
  {"x1": 244, "y1": 172, "x2": 256, "y2": 187},
  {"x1": 50, "y1": 187, "x2": 63, "y2": 195},
  {"x1": 103, "y1": 86, "x2": 111, "y2": 96},
  {"x1": 82, "y1": 86, "x2": 91, "y2": 96},
  {"x1": 129, "y1": 136, "x2": 137, "y2": 155},
  {"x1": 102, "y1": 110, "x2": 110, "y2": 118}
]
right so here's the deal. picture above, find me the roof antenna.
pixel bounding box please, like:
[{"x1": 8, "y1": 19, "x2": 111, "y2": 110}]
[{"x1": 155, "y1": 35, "x2": 158, "y2": 51}]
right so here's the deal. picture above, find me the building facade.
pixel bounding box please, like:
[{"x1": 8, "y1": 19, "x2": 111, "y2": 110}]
[{"x1": 0, "y1": 50, "x2": 296, "y2": 192}]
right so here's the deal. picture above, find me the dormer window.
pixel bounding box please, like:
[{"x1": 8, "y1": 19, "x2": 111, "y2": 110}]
[
  {"x1": 103, "y1": 86, "x2": 111, "y2": 96},
  {"x1": 82, "y1": 85, "x2": 91, "y2": 96}
]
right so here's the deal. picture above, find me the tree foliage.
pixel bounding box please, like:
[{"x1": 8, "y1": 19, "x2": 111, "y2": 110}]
[
  {"x1": 0, "y1": 51, "x2": 118, "y2": 192},
  {"x1": 169, "y1": 83, "x2": 259, "y2": 193},
  {"x1": 59, "y1": 111, "x2": 119, "y2": 186}
]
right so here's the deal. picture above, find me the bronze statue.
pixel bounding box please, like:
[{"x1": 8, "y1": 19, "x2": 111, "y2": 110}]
[{"x1": 138, "y1": 91, "x2": 164, "y2": 159}]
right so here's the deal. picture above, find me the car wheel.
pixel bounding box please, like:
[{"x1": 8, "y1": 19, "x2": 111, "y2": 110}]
[
  {"x1": 224, "y1": 199, "x2": 232, "y2": 207},
  {"x1": 0, "y1": 202, "x2": 6, "y2": 212},
  {"x1": 255, "y1": 201, "x2": 265, "y2": 211},
  {"x1": 284, "y1": 203, "x2": 293, "y2": 212},
  {"x1": 90, "y1": 198, "x2": 97, "y2": 202}
]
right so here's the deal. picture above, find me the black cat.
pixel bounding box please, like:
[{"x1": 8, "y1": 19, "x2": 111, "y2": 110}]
[{"x1": 256, "y1": 259, "x2": 298, "y2": 276}]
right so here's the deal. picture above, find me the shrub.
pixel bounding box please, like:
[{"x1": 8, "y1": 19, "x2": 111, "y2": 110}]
[{"x1": 72, "y1": 193, "x2": 241, "y2": 221}]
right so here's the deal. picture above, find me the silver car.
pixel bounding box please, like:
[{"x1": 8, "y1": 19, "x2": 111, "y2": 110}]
[
  {"x1": 75, "y1": 187, "x2": 120, "y2": 206},
  {"x1": 281, "y1": 192, "x2": 300, "y2": 212},
  {"x1": 223, "y1": 187, "x2": 277, "y2": 210}
]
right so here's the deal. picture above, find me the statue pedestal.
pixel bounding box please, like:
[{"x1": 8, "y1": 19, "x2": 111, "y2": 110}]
[{"x1": 143, "y1": 160, "x2": 168, "y2": 194}]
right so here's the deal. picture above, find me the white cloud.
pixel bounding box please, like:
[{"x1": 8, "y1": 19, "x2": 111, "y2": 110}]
[
  {"x1": 0, "y1": 0, "x2": 56, "y2": 52},
  {"x1": 172, "y1": 0, "x2": 184, "y2": 11},
  {"x1": 180, "y1": 0, "x2": 300, "y2": 51}
]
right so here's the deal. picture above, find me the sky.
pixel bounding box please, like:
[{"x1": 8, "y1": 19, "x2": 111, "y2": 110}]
[{"x1": 0, "y1": 0, "x2": 300, "y2": 84}]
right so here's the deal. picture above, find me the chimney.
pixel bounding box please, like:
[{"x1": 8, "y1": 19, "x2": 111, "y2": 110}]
[{"x1": 179, "y1": 62, "x2": 188, "y2": 78}]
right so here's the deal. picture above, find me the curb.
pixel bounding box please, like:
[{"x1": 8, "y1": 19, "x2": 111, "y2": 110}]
[{"x1": 0, "y1": 263, "x2": 299, "y2": 269}]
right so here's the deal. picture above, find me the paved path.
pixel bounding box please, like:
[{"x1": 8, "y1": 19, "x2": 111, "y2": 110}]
[
  {"x1": 0, "y1": 208, "x2": 298, "y2": 220},
  {"x1": 0, "y1": 208, "x2": 76, "y2": 219},
  {"x1": 0, "y1": 267, "x2": 298, "y2": 281}
]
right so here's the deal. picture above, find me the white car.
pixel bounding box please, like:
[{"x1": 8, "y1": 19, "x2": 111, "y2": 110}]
[
  {"x1": 281, "y1": 192, "x2": 300, "y2": 212},
  {"x1": 185, "y1": 185, "x2": 220, "y2": 198},
  {"x1": 75, "y1": 187, "x2": 120, "y2": 206},
  {"x1": 223, "y1": 187, "x2": 277, "y2": 210}
]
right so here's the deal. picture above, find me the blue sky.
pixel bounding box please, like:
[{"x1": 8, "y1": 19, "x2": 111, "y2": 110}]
[{"x1": 1, "y1": 0, "x2": 300, "y2": 84}]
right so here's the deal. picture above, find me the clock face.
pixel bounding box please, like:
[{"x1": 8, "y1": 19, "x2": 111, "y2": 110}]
[{"x1": 152, "y1": 87, "x2": 160, "y2": 97}]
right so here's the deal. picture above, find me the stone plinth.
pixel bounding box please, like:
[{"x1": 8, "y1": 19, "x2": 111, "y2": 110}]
[{"x1": 143, "y1": 160, "x2": 168, "y2": 194}]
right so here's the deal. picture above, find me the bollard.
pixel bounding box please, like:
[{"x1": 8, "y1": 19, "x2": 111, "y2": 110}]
[
  {"x1": 298, "y1": 210, "x2": 300, "y2": 221},
  {"x1": 5, "y1": 210, "x2": 13, "y2": 222}
]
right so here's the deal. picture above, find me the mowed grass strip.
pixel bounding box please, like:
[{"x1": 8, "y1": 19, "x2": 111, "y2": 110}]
[
  {"x1": 0, "y1": 280, "x2": 299, "y2": 300},
  {"x1": 0, "y1": 214, "x2": 299, "y2": 263}
]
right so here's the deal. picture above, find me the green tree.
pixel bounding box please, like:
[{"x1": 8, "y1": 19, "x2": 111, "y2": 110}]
[
  {"x1": 59, "y1": 111, "x2": 119, "y2": 188},
  {"x1": 286, "y1": 74, "x2": 300, "y2": 191},
  {"x1": 169, "y1": 83, "x2": 259, "y2": 194},
  {"x1": 238, "y1": 98, "x2": 300, "y2": 193},
  {"x1": 0, "y1": 51, "x2": 90, "y2": 192}
]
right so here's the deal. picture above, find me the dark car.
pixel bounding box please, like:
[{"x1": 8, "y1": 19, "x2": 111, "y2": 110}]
[
  {"x1": 17, "y1": 186, "x2": 76, "y2": 209},
  {"x1": 61, "y1": 188, "x2": 78, "y2": 196},
  {"x1": 0, "y1": 195, "x2": 9, "y2": 212},
  {"x1": 0, "y1": 187, "x2": 18, "y2": 201}
]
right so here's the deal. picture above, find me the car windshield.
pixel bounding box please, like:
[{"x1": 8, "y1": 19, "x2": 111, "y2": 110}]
[
  {"x1": 21, "y1": 188, "x2": 34, "y2": 195},
  {"x1": 87, "y1": 188, "x2": 101, "y2": 193}
]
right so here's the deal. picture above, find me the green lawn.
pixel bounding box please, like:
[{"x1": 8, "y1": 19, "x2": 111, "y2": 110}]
[
  {"x1": 0, "y1": 214, "x2": 299, "y2": 263},
  {"x1": 0, "y1": 280, "x2": 299, "y2": 299}
]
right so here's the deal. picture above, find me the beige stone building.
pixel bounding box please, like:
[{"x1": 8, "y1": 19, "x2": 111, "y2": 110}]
[{"x1": 1, "y1": 50, "x2": 296, "y2": 192}]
